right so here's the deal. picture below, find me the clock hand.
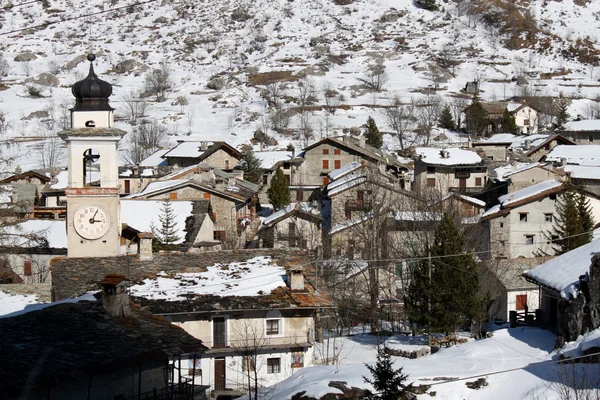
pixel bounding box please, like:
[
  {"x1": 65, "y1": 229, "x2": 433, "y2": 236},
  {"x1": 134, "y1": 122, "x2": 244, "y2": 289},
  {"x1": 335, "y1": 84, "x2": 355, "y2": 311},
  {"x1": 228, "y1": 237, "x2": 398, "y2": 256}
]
[{"x1": 89, "y1": 210, "x2": 99, "y2": 224}]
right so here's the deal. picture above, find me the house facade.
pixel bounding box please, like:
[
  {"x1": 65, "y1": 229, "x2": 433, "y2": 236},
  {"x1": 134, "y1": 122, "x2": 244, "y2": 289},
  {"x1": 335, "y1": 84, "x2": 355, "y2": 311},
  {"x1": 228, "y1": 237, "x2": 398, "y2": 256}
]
[
  {"x1": 162, "y1": 141, "x2": 242, "y2": 170},
  {"x1": 259, "y1": 202, "x2": 323, "y2": 251}
]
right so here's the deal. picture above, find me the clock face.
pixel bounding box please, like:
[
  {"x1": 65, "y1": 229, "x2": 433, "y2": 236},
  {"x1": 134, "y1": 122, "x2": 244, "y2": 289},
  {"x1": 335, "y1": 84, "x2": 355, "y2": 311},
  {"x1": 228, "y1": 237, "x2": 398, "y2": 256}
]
[{"x1": 74, "y1": 206, "x2": 110, "y2": 240}]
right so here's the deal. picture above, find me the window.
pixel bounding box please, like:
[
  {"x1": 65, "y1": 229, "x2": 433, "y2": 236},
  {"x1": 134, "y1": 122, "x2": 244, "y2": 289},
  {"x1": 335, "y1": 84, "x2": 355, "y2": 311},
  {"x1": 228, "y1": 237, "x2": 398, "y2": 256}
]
[
  {"x1": 267, "y1": 358, "x2": 281, "y2": 374},
  {"x1": 516, "y1": 294, "x2": 528, "y2": 311},
  {"x1": 225, "y1": 160, "x2": 230, "y2": 169},
  {"x1": 288, "y1": 223, "x2": 295, "y2": 236},
  {"x1": 427, "y1": 166, "x2": 436, "y2": 174},
  {"x1": 323, "y1": 176, "x2": 330, "y2": 185},
  {"x1": 487, "y1": 156, "x2": 494, "y2": 161},
  {"x1": 345, "y1": 209, "x2": 352, "y2": 220},
  {"x1": 334, "y1": 149, "x2": 341, "y2": 155},
  {"x1": 291, "y1": 349, "x2": 304, "y2": 368},
  {"x1": 500, "y1": 222, "x2": 504, "y2": 228},
  {"x1": 124, "y1": 180, "x2": 131, "y2": 194},
  {"x1": 322, "y1": 160, "x2": 329, "y2": 169},
  {"x1": 475, "y1": 177, "x2": 482, "y2": 186},
  {"x1": 549, "y1": 194, "x2": 557, "y2": 200},
  {"x1": 283, "y1": 163, "x2": 290, "y2": 170},
  {"x1": 525, "y1": 235, "x2": 534, "y2": 245},
  {"x1": 262, "y1": 175, "x2": 268, "y2": 185},
  {"x1": 357, "y1": 191, "x2": 365, "y2": 203},
  {"x1": 169, "y1": 192, "x2": 177, "y2": 200},
  {"x1": 242, "y1": 355, "x2": 256, "y2": 372},
  {"x1": 519, "y1": 213, "x2": 528, "y2": 222},
  {"x1": 589, "y1": 135, "x2": 594, "y2": 142},
  {"x1": 544, "y1": 213, "x2": 553, "y2": 222},
  {"x1": 213, "y1": 231, "x2": 226, "y2": 241},
  {"x1": 426, "y1": 178, "x2": 436, "y2": 187},
  {"x1": 203, "y1": 192, "x2": 211, "y2": 199},
  {"x1": 499, "y1": 240, "x2": 505, "y2": 247},
  {"x1": 524, "y1": 119, "x2": 530, "y2": 126},
  {"x1": 334, "y1": 160, "x2": 341, "y2": 169},
  {"x1": 23, "y1": 260, "x2": 32, "y2": 276},
  {"x1": 323, "y1": 148, "x2": 329, "y2": 155},
  {"x1": 266, "y1": 319, "x2": 280, "y2": 335}
]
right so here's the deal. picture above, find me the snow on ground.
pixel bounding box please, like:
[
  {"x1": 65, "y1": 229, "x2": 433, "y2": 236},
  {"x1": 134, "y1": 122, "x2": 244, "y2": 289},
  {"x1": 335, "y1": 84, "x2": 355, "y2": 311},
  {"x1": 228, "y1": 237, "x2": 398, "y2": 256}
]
[
  {"x1": 262, "y1": 327, "x2": 568, "y2": 400},
  {"x1": 0, "y1": 292, "x2": 96, "y2": 318},
  {"x1": 129, "y1": 256, "x2": 286, "y2": 300}
]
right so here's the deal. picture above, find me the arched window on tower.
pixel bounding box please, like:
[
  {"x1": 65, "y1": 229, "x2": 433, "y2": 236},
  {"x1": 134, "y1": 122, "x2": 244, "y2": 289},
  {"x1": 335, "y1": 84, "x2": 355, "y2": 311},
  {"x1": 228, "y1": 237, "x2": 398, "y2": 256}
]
[
  {"x1": 83, "y1": 149, "x2": 100, "y2": 186},
  {"x1": 85, "y1": 120, "x2": 96, "y2": 127}
]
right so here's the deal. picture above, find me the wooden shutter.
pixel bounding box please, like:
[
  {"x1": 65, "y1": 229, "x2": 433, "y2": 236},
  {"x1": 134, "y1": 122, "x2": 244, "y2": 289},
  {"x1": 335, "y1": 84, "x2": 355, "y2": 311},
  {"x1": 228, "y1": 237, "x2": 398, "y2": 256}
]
[
  {"x1": 516, "y1": 294, "x2": 527, "y2": 311},
  {"x1": 23, "y1": 260, "x2": 32, "y2": 276}
]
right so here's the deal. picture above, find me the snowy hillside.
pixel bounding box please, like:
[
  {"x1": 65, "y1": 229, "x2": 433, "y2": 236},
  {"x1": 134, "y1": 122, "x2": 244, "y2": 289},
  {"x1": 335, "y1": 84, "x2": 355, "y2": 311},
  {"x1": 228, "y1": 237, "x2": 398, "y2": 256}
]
[{"x1": 1, "y1": 0, "x2": 600, "y2": 171}]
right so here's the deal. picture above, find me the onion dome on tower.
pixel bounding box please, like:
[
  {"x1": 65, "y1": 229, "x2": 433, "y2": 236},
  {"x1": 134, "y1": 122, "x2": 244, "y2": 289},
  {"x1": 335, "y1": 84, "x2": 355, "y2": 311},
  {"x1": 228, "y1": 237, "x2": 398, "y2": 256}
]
[{"x1": 71, "y1": 54, "x2": 114, "y2": 112}]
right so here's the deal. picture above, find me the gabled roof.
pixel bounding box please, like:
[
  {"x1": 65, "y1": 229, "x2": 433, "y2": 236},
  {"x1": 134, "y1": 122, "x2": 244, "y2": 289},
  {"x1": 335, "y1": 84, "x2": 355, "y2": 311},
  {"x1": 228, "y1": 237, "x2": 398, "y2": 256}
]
[
  {"x1": 482, "y1": 179, "x2": 563, "y2": 219},
  {"x1": 523, "y1": 238, "x2": 600, "y2": 299},
  {"x1": 545, "y1": 145, "x2": 600, "y2": 166},
  {"x1": 0, "y1": 296, "x2": 205, "y2": 398},
  {"x1": 440, "y1": 192, "x2": 486, "y2": 208},
  {"x1": 139, "y1": 149, "x2": 169, "y2": 166},
  {"x1": 125, "y1": 179, "x2": 255, "y2": 203},
  {"x1": 0, "y1": 170, "x2": 51, "y2": 185},
  {"x1": 525, "y1": 134, "x2": 576, "y2": 157},
  {"x1": 328, "y1": 161, "x2": 362, "y2": 180},
  {"x1": 564, "y1": 120, "x2": 600, "y2": 132},
  {"x1": 302, "y1": 136, "x2": 401, "y2": 166},
  {"x1": 262, "y1": 202, "x2": 321, "y2": 228},
  {"x1": 564, "y1": 165, "x2": 600, "y2": 180},
  {"x1": 162, "y1": 141, "x2": 242, "y2": 161}
]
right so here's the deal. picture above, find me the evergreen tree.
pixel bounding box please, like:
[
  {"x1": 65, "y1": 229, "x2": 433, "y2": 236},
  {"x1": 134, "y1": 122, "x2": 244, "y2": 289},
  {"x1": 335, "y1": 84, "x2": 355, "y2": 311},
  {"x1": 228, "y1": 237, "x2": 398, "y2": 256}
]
[
  {"x1": 239, "y1": 148, "x2": 263, "y2": 185},
  {"x1": 362, "y1": 347, "x2": 413, "y2": 400},
  {"x1": 267, "y1": 168, "x2": 291, "y2": 210},
  {"x1": 438, "y1": 104, "x2": 456, "y2": 130},
  {"x1": 555, "y1": 94, "x2": 571, "y2": 131},
  {"x1": 152, "y1": 199, "x2": 181, "y2": 245},
  {"x1": 542, "y1": 182, "x2": 595, "y2": 255},
  {"x1": 365, "y1": 116, "x2": 383, "y2": 149},
  {"x1": 416, "y1": 0, "x2": 438, "y2": 11},
  {"x1": 406, "y1": 213, "x2": 480, "y2": 334},
  {"x1": 502, "y1": 108, "x2": 518, "y2": 134},
  {"x1": 465, "y1": 93, "x2": 488, "y2": 136}
]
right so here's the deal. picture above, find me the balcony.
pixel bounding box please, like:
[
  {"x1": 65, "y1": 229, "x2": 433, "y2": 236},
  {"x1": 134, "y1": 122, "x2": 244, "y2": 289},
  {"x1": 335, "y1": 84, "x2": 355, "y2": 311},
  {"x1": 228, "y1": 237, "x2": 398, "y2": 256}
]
[
  {"x1": 345, "y1": 199, "x2": 372, "y2": 212},
  {"x1": 449, "y1": 187, "x2": 483, "y2": 195}
]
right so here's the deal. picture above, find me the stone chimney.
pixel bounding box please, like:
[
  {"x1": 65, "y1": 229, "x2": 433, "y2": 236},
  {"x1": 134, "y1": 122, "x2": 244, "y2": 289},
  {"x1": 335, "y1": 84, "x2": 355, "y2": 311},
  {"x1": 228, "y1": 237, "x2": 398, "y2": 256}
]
[
  {"x1": 358, "y1": 135, "x2": 366, "y2": 148},
  {"x1": 440, "y1": 148, "x2": 450, "y2": 159},
  {"x1": 561, "y1": 157, "x2": 567, "y2": 166},
  {"x1": 133, "y1": 164, "x2": 139, "y2": 176},
  {"x1": 200, "y1": 141, "x2": 208, "y2": 151},
  {"x1": 138, "y1": 232, "x2": 153, "y2": 261},
  {"x1": 14, "y1": 165, "x2": 22, "y2": 175},
  {"x1": 524, "y1": 139, "x2": 531, "y2": 150},
  {"x1": 100, "y1": 274, "x2": 131, "y2": 317},
  {"x1": 287, "y1": 268, "x2": 306, "y2": 291}
]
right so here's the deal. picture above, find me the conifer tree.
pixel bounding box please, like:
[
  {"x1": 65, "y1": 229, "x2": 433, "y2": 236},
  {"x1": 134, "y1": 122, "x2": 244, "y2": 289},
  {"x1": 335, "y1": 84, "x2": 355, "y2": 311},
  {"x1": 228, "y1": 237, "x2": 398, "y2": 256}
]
[
  {"x1": 555, "y1": 94, "x2": 571, "y2": 131},
  {"x1": 542, "y1": 182, "x2": 594, "y2": 255},
  {"x1": 362, "y1": 348, "x2": 413, "y2": 400},
  {"x1": 365, "y1": 116, "x2": 383, "y2": 149},
  {"x1": 465, "y1": 92, "x2": 488, "y2": 136},
  {"x1": 267, "y1": 168, "x2": 291, "y2": 210},
  {"x1": 239, "y1": 148, "x2": 263, "y2": 185},
  {"x1": 152, "y1": 199, "x2": 181, "y2": 245},
  {"x1": 406, "y1": 213, "x2": 480, "y2": 334},
  {"x1": 502, "y1": 108, "x2": 518, "y2": 134},
  {"x1": 438, "y1": 104, "x2": 456, "y2": 130}
]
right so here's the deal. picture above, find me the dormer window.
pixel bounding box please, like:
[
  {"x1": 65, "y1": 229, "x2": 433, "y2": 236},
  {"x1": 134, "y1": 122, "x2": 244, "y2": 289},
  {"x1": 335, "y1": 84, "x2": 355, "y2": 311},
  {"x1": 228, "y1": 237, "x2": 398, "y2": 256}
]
[{"x1": 85, "y1": 120, "x2": 96, "y2": 127}]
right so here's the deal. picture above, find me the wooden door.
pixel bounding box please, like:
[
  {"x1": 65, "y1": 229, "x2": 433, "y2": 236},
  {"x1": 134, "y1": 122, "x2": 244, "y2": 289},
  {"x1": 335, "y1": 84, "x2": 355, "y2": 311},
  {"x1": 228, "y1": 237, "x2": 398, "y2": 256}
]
[
  {"x1": 459, "y1": 178, "x2": 467, "y2": 190},
  {"x1": 214, "y1": 358, "x2": 226, "y2": 390},
  {"x1": 213, "y1": 317, "x2": 225, "y2": 349}
]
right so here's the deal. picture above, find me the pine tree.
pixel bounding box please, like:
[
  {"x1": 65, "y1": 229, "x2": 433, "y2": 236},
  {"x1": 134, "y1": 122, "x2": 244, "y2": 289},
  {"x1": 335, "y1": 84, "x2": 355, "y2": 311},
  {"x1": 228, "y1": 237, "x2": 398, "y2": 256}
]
[
  {"x1": 365, "y1": 116, "x2": 383, "y2": 149},
  {"x1": 362, "y1": 348, "x2": 413, "y2": 400},
  {"x1": 502, "y1": 108, "x2": 518, "y2": 134},
  {"x1": 438, "y1": 104, "x2": 456, "y2": 130},
  {"x1": 465, "y1": 93, "x2": 488, "y2": 136},
  {"x1": 416, "y1": 0, "x2": 438, "y2": 11},
  {"x1": 542, "y1": 182, "x2": 595, "y2": 255},
  {"x1": 555, "y1": 94, "x2": 570, "y2": 131},
  {"x1": 152, "y1": 199, "x2": 181, "y2": 245},
  {"x1": 267, "y1": 168, "x2": 291, "y2": 210},
  {"x1": 239, "y1": 148, "x2": 263, "y2": 185},
  {"x1": 406, "y1": 213, "x2": 480, "y2": 334}
]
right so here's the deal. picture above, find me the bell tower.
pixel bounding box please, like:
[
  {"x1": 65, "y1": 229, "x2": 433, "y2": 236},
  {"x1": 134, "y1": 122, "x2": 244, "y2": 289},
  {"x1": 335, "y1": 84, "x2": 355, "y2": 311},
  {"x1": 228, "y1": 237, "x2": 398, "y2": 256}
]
[{"x1": 59, "y1": 54, "x2": 126, "y2": 258}]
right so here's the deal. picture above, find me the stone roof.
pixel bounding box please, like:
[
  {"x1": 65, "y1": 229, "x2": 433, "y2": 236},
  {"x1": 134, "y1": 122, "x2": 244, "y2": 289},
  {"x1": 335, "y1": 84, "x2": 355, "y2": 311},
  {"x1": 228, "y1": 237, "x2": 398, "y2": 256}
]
[
  {"x1": 51, "y1": 249, "x2": 308, "y2": 301},
  {"x1": 0, "y1": 296, "x2": 205, "y2": 398}
]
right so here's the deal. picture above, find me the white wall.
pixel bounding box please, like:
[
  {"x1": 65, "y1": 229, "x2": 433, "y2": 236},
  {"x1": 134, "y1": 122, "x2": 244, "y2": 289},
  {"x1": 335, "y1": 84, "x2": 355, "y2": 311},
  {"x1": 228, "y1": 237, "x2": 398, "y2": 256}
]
[{"x1": 506, "y1": 289, "x2": 541, "y2": 321}]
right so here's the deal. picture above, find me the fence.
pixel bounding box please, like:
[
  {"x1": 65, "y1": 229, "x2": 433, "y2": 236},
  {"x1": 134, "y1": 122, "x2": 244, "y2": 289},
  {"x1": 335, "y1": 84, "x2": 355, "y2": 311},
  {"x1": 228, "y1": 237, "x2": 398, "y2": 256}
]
[{"x1": 509, "y1": 308, "x2": 541, "y2": 328}]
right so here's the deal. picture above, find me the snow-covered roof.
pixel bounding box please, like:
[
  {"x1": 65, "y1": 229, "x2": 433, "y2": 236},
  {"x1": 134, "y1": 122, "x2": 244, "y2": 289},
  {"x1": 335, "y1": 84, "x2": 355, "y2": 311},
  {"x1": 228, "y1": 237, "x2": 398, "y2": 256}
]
[
  {"x1": 546, "y1": 145, "x2": 600, "y2": 166},
  {"x1": 2, "y1": 220, "x2": 67, "y2": 249},
  {"x1": 507, "y1": 134, "x2": 550, "y2": 150},
  {"x1": 560, "y1": 326, "x2": 600, "y2": 359},
  {"x1": 328, "y1": 161, "x2": 361, "y2": 180},
  {"x1": 415, "y1": 147, "x2": 481, "y2": 166},
  {"x1": 330, "y1": 213, "x2": 372, "y2": 234},
  {"x1": 476, "y1": 133, "x2": 517, "y2": 144},
  {"x1": 255, "y1": 151, "x2": 293, "y2": 169},
  {"x1": 564, "y1": 165, "x2": 600, "y2": 180},
  {"x1": 394, "y1": 211, "x2": 442, "y2": 221},
  {"x1": 49, "y1": 171, "x2": 68, "y2": 189},
  {"x1": 262, "y1": 203, "x2": 296, "y2": 226},
  {"x1": 524, "y1": 238, "x2": 600, "y2": 299},
  {"x1": 162, "y1": 141, "x2": 212, "y2": 159},
  {"x1": 125, "y1": 179, "x2": 188, "y2": 199},
  {"x1": 493, "y1": 162, "x2": 537, "y2": 182},
  {"x1": 327, "y1": 175, "x2": 366, "y2": 196},
  {"x1": 456, "y1": 194, "x2": 486, "y2": 207},
  {"x1": 0, "y1": 292, "x2": 96, "y2": 319},
  {"x1": 482, "y1": 179, "x2": 563, "y2": 217},
  {"x1": 130, "y1": 256, "x2": 287, "y2": 300},
  {"x1": 120, "y1": 200, "x2": 193, "y2": 244},
  {"x1": 564, "y1": 120, "x2": 600, "y2": 131},
  {"x1": 506, "y1": 102, "x2": 523, "y2": 112},
  {"x1": 139, "y1": 149, "x2": 169, "y2": 166}
]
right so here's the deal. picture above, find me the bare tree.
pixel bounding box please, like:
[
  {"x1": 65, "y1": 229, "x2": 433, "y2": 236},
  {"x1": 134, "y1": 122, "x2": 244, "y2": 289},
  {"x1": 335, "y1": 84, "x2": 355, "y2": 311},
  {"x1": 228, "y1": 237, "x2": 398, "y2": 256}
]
[
  {"x1": 119, "y1": 90, "x2": 148, "y2": 125},
  {"x1": 0, "y1": 53, "x2": 9, "y2": 80},
  {"x1": 382, "y1": 96, "x2": 416, "y2": 150},
  {"x1": 414, "y1": 95, "x2": 442, "y2": 145},
  {"x1": 582, "y1": 100, "x2": 600, "y2": 120},
  {"x1": 358, "y1": 61, "x2": 389, "y2": 92},
  {"x1": 322, "y1": 81, "x2": 341, "y2": 115},
  {"x1": 296, "y1": 76, "x2": 317, "y2": 114},
  {"x1": 175, "y1": 95, "x2": 189, "y2": 114},
  {"x1": 124, "y1": 119, "x2": 169, "y2": 165},
  {"x1": 230, "y1": 320, "x2": 269, "y2": 400},
  {"x1": 144, "y1": 63, "x2": 172, "y2": 101},
  {"x1": 426, "y1": 64, "x2": 446, "y2": 92}
]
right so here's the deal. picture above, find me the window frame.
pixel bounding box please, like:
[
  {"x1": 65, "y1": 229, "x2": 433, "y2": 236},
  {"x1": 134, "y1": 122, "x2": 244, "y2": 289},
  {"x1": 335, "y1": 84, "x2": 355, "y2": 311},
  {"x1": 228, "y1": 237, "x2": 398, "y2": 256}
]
[
  {"x1": 525, "y1": 235, "x2": 534, "y2": 245},
  {"x1": 426, "y1": 177, "x2": 436, "y2": 187},
  {"x1": 322, "y1": 160, "x2": 329, "y2": 169},
  {"x1": 265, "y1": 318, "x2": 281, "y2": 336},
  {"x1": 267, "y1": 358, "x2": 281, "y2": 374},
  {"x1": 322, "y1": 148, "x2": 329, "y2": 155},
  {"x1": 23, "y1": 259, "x2": 32, "y2": 276},
  {"x1": 519, "y1": 213, "x2": 528, "y2": 222},
  {"x1": 544, "y1": 213, "x2": 553, "y2": 222},
  {"x1": 334, "y1": 149, "x2": 341, "y2": 155}
]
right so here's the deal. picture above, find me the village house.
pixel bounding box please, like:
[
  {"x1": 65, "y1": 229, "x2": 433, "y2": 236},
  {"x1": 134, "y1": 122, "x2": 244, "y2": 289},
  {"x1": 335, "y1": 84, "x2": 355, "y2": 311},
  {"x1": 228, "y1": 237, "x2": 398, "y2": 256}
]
[
  {"x1": 481, "y1": 180, "x2": 565, "y2": 259},
  {"x1": 465, "y1": 102, "x2": 539, "y2": 135},
  {"x1": 50, "y1": 249, "x2": 329, "y2": 397},
  {"x1": 0, "y1": 276, "x2": 207, "y2": 400},
  {"x1": 259, "y1": 202, "x2": 323, "y2": 251},
  {"x1": 560, "y1": 120, "x2": 600, "y2": 144},
  {"x1": 523, "y1": 238, "x2": 600, "y2": 345},
  {"x1": 161, "y1": 140, "x2": 242, "y2": 170},
  {"x1": 413, "y1": 147, "x2": 487, "y2": 195},
  {"x1": 544, "y1": 144, "x2": 600, "y2": 167},
  {"x1": 499, "y1": 163, "x2": 566, "y2": 193},
  {"x1": 254, "y1": 150, "x2": 295, "y2": 203}
]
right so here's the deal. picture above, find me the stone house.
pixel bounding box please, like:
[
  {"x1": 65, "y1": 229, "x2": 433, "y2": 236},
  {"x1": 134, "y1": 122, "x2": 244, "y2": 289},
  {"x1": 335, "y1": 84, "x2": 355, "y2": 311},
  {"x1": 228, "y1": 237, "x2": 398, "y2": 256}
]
[
  {"x1": 523, "y1": 238, "x2": 600, "y2": 345},
  {"x1": 523, "y1": 134, "x2": 575, "y2": 162},
  {"x1": 292, "y1": 136, "x2": 407, "y2": 201},
  {"x1": 560, "y1": 120, "x2": 600, "y2": 144},
  {"x1": 0, "y1": 276, "x2": 206, "y2": 400},
  {"x1": 413, "y1": 147, "x2": 487, "y2": 195},
  {"x1": 501, "y1": 163, "x2": 565, "y2": 193},
  {"x1": 481, "y1": 179, "x2": 565, "y2": 259},
  {"x1": 259, "y1": 202, "x2": 323, "y2": 251},
  {"x1": 162, "y1": 141, "x2": 242, "y2": 170},
  {"x1": 467, "y1": 102, "x2": 539, "y2": 135}
]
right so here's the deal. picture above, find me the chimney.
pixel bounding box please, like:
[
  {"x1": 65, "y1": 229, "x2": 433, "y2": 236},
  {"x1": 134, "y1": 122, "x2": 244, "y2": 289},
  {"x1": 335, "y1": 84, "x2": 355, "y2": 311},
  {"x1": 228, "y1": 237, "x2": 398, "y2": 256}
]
[
  {"x1": 291, "y1": 148, "x2": 296, "y2": 158},
  {"x1": 227, "y1": 176, "x2": 236, "y2": 187},
  {"x1": 561, "y1": 157, "x2": 567, "y2": 166},
  {"x1": 138, "y1": 232, "x2": 154, "y2": 261},
  {"x1": 287, "y1": 268, "x2": 306, "y2": 291},
  {"x1": 359, "y1": 135, "x2": 366, "y2": 148},
  {"x1": 14, "y1": 165, "x2": 22, "y2": 175},
  {"x1": 100, "y1": 274, "x2": 131, "y2": 317},
  {"x1": 133, "y1": 164, "x2": 140, "y2": 176},
  {"x1": 200, "y1": 141, "x2": 208, "y2": 151},
  {"x1": 440, "y1": 148, "x2": 449, "y2": 159},
  {"x1": 10, "y1": 188, "x2": 17, "y2": 204},
  {"x1": 524, "y1": 139, "x2": 531, "y2": 150}
]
